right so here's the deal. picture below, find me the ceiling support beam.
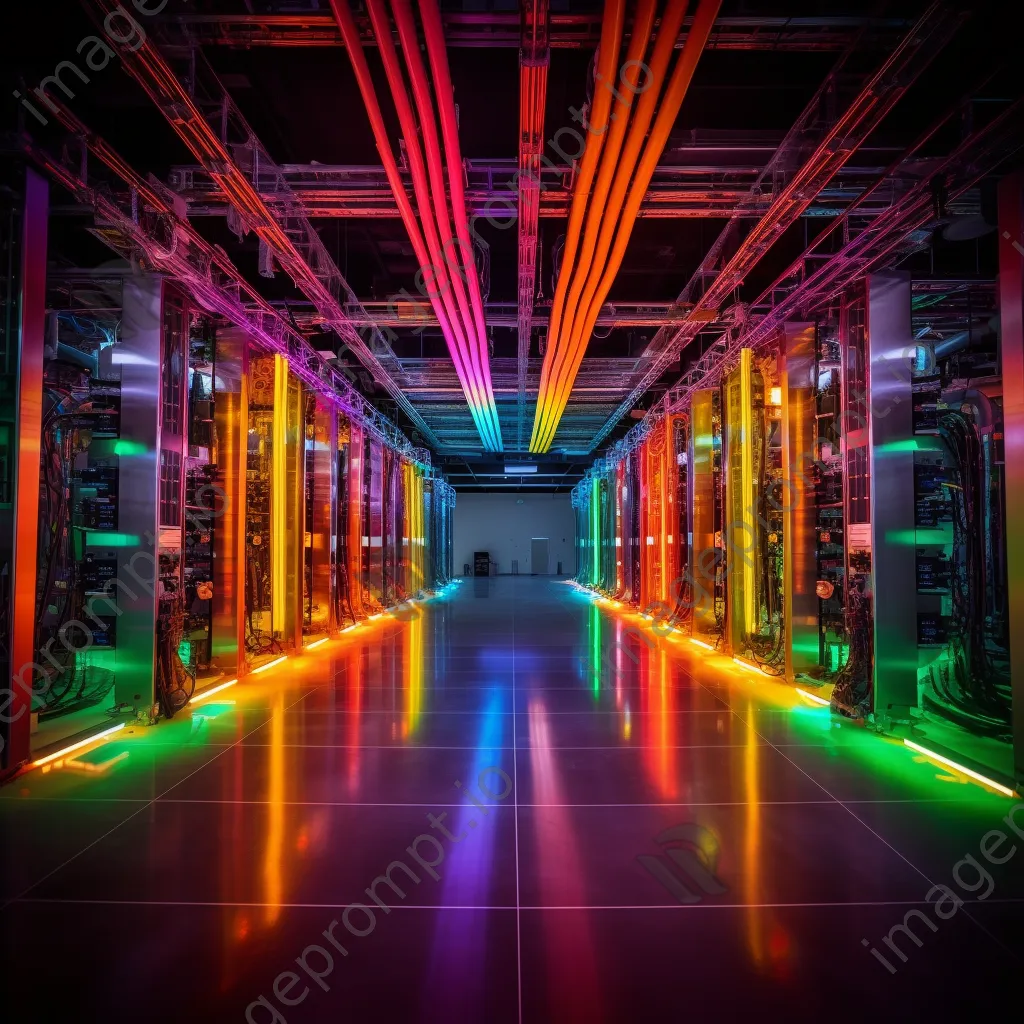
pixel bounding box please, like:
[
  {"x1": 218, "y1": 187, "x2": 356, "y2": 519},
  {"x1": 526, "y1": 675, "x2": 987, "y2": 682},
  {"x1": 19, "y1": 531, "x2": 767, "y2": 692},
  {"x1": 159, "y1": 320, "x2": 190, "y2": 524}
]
[
  {"x1": 22, "y1": 111, "x2": 425, "y2": 461},
  {"x1": 158, "y1": 13, "x2": 914, "y2": 52},
  {"x1": 170, "y1": 154, "x2": 912, "y2": 220},
  {"x1": 83, "y1": 0, "x2": 439, "y2": 448},
  {"x1": 517, "y1": 0, "x2": 549, "y2": 450},
  {"x1": 587, "y1": 1, "x2": 964, "y2": 451},
  {"x1": 608, "y1": 95, "x2": 1024, "y2": 461}
]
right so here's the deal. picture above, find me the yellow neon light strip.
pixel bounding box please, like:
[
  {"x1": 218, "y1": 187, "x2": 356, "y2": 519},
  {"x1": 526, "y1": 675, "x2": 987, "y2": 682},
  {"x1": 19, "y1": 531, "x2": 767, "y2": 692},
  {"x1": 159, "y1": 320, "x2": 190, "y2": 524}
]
[
  {"x1": 31, "y1": 722, "x2": 126, "y2": 768},
  {"x1": 795, "y1": 687, "x2": 830, "y2": 707},
  {"x1": 740, "y1": 349, "x2": 755, "y2": 636},
  {"x1": 903, "y1": 739, "x2": 1017, "y2": 798},
  {"x1": 304, "y1": 637, "x2": 330, "y2": 650},
  {"x1": 271, "y1": 354, "x2": 288, "y2": 636},
  {"x1": 190, "y1": 678, "x2": 239, "y2": 705},
  {"x1": 251, "y1": 655, "x2": 288, "y2": 676},
  {"x1": 690, "y1": 638, "x2": 715, "y2": 651}
]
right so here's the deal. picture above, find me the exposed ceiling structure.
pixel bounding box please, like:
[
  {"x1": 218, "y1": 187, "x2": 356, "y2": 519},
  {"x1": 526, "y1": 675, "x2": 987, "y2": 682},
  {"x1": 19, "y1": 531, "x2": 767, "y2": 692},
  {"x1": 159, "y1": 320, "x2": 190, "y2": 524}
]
[{"x1": 6, "y1": 0, "x2": 1018, "y2": 490}]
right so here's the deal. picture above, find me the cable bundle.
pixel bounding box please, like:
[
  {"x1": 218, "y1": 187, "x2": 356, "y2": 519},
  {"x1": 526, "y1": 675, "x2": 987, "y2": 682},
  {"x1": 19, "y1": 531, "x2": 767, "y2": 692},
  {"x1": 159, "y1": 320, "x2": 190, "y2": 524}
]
[
  {"x1": 330, "y1": 0, "x2": 502, "y2": 451},
  {"x1": 923, "y1": 409, "x2": 1011, "y2": 734},
  {"x1": 531, "y1": 0, "x2": 721, "y2": 452},
  {"x1": 34, "y1": 384, "x2": 117, "y2": 716}
]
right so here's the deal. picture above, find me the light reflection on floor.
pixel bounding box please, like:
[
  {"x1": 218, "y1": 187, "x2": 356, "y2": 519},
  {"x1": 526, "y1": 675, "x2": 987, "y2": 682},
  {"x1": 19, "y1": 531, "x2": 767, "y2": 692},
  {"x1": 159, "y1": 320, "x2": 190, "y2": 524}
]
[{"x1": 0, "y1": 577, "x2": 1018, "y2": 1022}]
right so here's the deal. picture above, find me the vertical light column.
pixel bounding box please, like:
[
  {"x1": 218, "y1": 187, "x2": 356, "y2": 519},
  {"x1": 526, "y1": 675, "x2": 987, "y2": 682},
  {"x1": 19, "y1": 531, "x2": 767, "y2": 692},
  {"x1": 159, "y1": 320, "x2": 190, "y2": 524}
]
[
  {"x1": 615, "y1": 462, "x2": 624, "y2": 595},
  {"x1": 724, "y1": 350, "x2": 756, "y2": 654},
  {"x1": 308, "y1": 398, "x2": 334, "y2": 637},
  {"x1": 402, "y1": 462, "x2": 414, "y2": 596},
  {"x1": 640, "y1": 447, "x2": 654, "y2": 607},
  {"x1": 284, "y1": 372, "x2": 304, "y2": 648},
  {"x1": 414, "y1": 468, "x2": 425, "y2": 593},
  {"x1": 739, "y1": 350, "x2": 755, "y2": 639},
  {"x1": 999, "y1": 173, "x2": 1024, "y2": 786},
  {"x1": 781, "y1": 323, "x2": 819, "y2": 679},
  {"x1": 347, "y1": 419, "x2": 365, "y2": 618},
  {"x1": 1, "y1": 168, "x2": 47, "y2": 772},
  {"x1": 211, "y1": 327, "x2": 248, "y2": 676},
  {"x1": 271, "y1": 354, "x2": 288, "y2": 642},
  {"x1": 688, "y1": 390, "x2": 717, "y2": 637},
  {"x1": 668, "y1": 414, "x2": 687, "y2": 615},
  {"x1": 867, "y1": 271, "x2": 918, "y2": 724},
  {"x1": 659, "y1": 418, "x2": 672, "y2": 606}
]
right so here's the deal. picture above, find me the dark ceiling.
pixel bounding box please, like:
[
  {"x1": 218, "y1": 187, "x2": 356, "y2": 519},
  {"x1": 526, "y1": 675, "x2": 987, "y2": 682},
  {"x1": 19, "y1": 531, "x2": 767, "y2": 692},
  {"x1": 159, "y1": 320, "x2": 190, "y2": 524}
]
[{"x1": 3, "y1": 0, "x2": 1020, "y2": 491}]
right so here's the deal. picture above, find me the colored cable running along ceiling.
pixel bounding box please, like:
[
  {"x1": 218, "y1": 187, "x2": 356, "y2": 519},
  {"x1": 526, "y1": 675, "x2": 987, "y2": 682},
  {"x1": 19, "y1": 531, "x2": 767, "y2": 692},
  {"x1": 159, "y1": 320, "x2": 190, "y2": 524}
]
[
  {"x1": 531, "y1": 0, "x2": 722, "y2": 454},
  {"x1": 330, "y1": 0, "x2": 503, "y2": 452}
]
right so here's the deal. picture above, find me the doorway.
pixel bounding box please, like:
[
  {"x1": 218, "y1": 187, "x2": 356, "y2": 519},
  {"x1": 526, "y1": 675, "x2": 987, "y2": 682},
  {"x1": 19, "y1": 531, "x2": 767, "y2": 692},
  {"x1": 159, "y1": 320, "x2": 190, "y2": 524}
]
[{"x1": 531, "y1": 537, "x2": 549, "y2": 575}]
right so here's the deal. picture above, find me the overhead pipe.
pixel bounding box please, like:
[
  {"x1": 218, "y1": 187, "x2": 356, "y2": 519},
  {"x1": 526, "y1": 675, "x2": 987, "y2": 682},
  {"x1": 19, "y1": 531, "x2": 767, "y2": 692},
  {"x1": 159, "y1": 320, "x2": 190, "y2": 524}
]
[
  {"x1": 328, "y1": 0, "x2": 466, "y2": 387},
  {"x1": 366, "y1": 0, "x2": 501, "y2": 451},
  {"x1": 388, "y1": 0, "x2": 494, "y2": 442},
  {"x1": 329, "y1": 0, "x2": 502, "y2": 450},
  {"x1": 543, "y1": 0, "x2": 692, "y2": 444},
  {"x1": 534, "y1": 0, "x2": 687, "y2": 450},
  {"x1": 534, "y1": 0, "x2": 721, "y2": 451},
  {"x1": 532, "y1": 0, "x2": 626, "y2": 439},
  {"x1": 532, "y1": 0, "x2": 721, "y2": 452},
  {"x1": 364, "y1": 0, "x2": 472, "y2": 375},
  {"x1": 420, "y1": 0, "x2": 496, "y2": 399},
  {"x1": 537, "y1": 0, "x2": 659, "y2": 440}
]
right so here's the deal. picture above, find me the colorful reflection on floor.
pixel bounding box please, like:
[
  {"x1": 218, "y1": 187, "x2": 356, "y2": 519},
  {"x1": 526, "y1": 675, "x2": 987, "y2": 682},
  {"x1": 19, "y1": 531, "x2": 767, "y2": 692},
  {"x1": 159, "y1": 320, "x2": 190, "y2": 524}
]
[{"x1": 0, "y1": 578, "x2": 1018, "y2": 1022}]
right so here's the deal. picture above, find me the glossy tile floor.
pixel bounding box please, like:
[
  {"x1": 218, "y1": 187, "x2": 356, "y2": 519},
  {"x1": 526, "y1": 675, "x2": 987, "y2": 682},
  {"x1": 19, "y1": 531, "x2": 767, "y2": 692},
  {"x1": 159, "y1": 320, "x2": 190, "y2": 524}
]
[{"x1": 1, "y1": 578, "x2": 1020, "y2": 1022}]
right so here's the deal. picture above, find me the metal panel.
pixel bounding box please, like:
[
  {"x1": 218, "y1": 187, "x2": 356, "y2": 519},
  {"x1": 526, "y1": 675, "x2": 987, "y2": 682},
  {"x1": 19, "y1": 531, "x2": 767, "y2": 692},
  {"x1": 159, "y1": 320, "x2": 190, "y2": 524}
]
[
  {"x1": 782, "y1": 323, "x2": 819, "y2": 678},
  {"x1": 688, "y1": 390, "x2": 717, "y2": 636},
  {"x1": 110, "y1": 275, "x2": 162, "y2": 710},
  {"x1": 1, "y1": 168, "x2": 47, "y2": 772},
  {"x1": 999, "y1": 173, "x2": 1024, "y2": 786},
  {"x1": 867, "y1": 271, "x2": 918, "y2": 722},
  {"x1": 211, "y1": 326, "x2": 247, "y2": 675}
]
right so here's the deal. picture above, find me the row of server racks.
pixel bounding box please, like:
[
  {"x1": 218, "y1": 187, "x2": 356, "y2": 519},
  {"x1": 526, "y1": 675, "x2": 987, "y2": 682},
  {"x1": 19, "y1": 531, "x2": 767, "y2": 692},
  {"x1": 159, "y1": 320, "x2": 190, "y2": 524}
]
[
  {"x1": 573, "y1": 174, "x2": 1024, "y2": 794},
  {"x1": 0, "y1": 171, "x2": 455, "y2": 775}
]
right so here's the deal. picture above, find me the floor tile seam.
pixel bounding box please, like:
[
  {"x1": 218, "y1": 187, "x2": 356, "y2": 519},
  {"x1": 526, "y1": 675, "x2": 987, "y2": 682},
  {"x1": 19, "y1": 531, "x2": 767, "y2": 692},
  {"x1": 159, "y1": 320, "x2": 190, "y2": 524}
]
[
  {"x1": 10, "y1": 897, "x2": 1022, "y2": 910},
  {"x1": 0, "y1": 689, "x2": 313, "y2": 913},
  {"x1": 734, "y1": 703, "x2": 1020, "y2": 963}
]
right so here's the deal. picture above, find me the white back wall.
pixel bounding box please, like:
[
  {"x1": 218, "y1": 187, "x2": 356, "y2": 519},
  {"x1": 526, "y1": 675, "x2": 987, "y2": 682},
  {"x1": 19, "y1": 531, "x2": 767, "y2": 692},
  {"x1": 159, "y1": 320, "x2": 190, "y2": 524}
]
[{"x1": 453, "y1": 493, "x2": 576, "y2": 576}]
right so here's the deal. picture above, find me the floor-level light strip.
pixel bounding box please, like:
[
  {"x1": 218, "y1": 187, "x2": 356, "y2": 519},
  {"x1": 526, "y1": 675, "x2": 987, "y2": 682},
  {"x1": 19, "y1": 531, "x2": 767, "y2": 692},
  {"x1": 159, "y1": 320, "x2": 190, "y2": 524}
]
[
  {"x1": 250, "y1": 655, "x2": 289, "y2": 676},
  {"x1": 190, "y1": 678, "x2": 239, "y2": 706},
  {"x1": 795, "y1": 687, "x2": 830, "y2": 707},
  {"x1": 304, "y1": 638, "x2": 330, "y2": 650},
  {"x1": 732, "y1": 657, "x2": 769, "y2": 676},
  {"x1": 30, "y1": 722, "x2": 126, "y2": 768},
  {"x1": 903, "y1": 739, "x2": 1017, "y2": 798}
]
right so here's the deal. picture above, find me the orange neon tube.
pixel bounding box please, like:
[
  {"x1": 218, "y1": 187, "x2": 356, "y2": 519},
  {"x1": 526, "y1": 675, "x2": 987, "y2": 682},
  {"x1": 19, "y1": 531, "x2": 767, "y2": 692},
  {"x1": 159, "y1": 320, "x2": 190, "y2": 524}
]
[
  {"x1": 390, "y1": 0, "x2": 494, "y2": 439},
  {"x1": 372, "y1": 0, "x2": 475, "y2": 356},
  {"x1": 530, "y1": 0, "x2": 625, "y2": 451},
  {"x1": 535, "y1": 0, "x2": 692, "y2": 451},
  {"x1": 419, "y1": 0, "x2": 495, "y2": 405},
  {"x1": 534, "y1": 0, "x2": 721, "y2": 451},
  {"x1": 549, "y1": 0, "x2": 657, "y2": 397},
  {"x1": 348, "y1": 419, "x2": 365, "y2": 618},
  {"x1": 363, "y1": 0, "x2": 496, "y2": 449},
  {"x1": 330, "y1": 0, "x2": 501, "y2": 450}
]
